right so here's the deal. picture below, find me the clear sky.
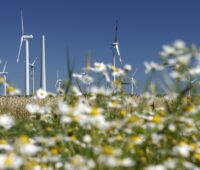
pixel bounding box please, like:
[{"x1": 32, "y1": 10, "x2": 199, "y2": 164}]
[{"x1": 0, "y1": 0, "x2": 200, "y2": 94}]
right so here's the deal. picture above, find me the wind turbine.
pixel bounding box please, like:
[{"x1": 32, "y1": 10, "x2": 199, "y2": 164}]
[
  {"x1": 112, "y1": 20, "x2": 123, "y2": 81},
  {"x1": 187, "y1": 75, "x2": 199, "y2": 97},
  {"x1": 85, "y1": 50, "x2": 91, "y2": 74},
  {"x1": 129, "y1": 69, "x2": 137, "y2": 95},
  {"x1": 81, "y1": 72, "x2": 91, "y2": 94},
  {"x1": 0, "y1": 61, "x2": 8, "y2": 96},
  {"x1": 55, "y1": 71, "x2": 62, "y2": 94},
  {"x1": 122, "y1": 69, "x2": 137, "y2": 95},
  {"x1": 30, "y1": 56, "x2": 38, "y2": 95},
  {"x1": 17, "y1": 11, "x2": 33, "y2": 96}
]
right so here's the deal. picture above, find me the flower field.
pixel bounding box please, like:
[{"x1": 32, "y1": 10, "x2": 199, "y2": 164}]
[{"x1": 1, "y1": 40, "x2": 200, "y2": 169}]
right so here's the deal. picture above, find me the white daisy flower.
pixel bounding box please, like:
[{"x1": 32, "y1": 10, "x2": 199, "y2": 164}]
[
  {"x1": 173, "y1": 40, "x2": 186, "y2": 50},
  {"x1": 91, "y1": 62, "x2": 107, "y2": 72},
  {"x1": 144, "y1": 61, "x2": 164, "y2": 74},
  {"x1": 0, "y1": 114, "x2": 15, "y2": 129},
  {"x1": 36, "y1": 88, "x2": 47, "y2": 99},
  {"x1": 124, "y1": 64, "x2": 132, "y2": 72},
  {"x1": 20, "y1": 143, "x2": 41, "y2": 156}
]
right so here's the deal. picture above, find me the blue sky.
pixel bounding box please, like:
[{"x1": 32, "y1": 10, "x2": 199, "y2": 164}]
[{"x1": 0, "y1": 0, "x2": 200, "y2": 94}]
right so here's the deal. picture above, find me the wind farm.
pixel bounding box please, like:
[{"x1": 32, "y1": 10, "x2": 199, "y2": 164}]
[
  {"x1": 0, "y1": 11, "x2": 137, "y2": 97},
  {"x1": 1, "y1": 1, "x2": 200, "y2": 170}
]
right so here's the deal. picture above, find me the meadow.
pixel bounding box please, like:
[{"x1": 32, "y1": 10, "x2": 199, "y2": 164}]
[{"x1": 0, "y1": 40, "x2": 200, "y2": 169}]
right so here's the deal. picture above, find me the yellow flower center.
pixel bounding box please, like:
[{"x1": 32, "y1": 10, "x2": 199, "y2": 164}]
[
  {"x1": 129, "y1": 115, "x2": 140, "y2": 123},
  {"x1": 114, "y1": 68, "x2": 120, "y2": 73},
  {"x1": 7, "y1": 86, "x2": 15, "y2": 92},
  {"x1": 40, "y1": 92, "x2": 45, "y2": 96},
  {"x1": 152, "y1": 115, "x2": 161, "y2": 124},
  {"x1": 111, "y1": 101, "x2": 119, "y2": 107},
  {"x1": 24, "y1": 160, "x2": 37, "y2": 169},
  {"x1": 103, "y1": 146, "x2": 114, "y2": 155},
  {"x1": 0, "y1": 139, "x2": 7, "y2": 144},
  {"x1": 4, "y1": 156, "x2": 13, "y2": 166},
  {"x1": 90, "y1": 107, "x2": 100, "y2": 116},
  {"x1": 40, "y1": 163, "x2": 48, "y2": 168},
  {"x1": 184, "y1": 105, "x2": 195, "y2": 112},
  {"x1": 110, "y1": 65, "x2": 116, "y2": 70},
  {"x1": 0, "y1": 77, "x2": 5, "y2": 83},
  {"x1": 19, "y1": 135, "x2": 29, "y2": 144},
  {"x1": 96, "y1": 64, "x2": 102, "y2": 69},
  {"x1": 51, "y1": 148, "x2": 58, "y2": 155},
  {"x1": 193, "y1": 153, "x2": 200, "y2": 161},
  {"x1": 72, "y1": 115, "x2": 81, "y2": 121},
  {"x1": 69, "y1": 135, "x2": 76, "y2": 141},
  {"x1": 115, "y1": 135, "x2": 123, "y2": 141},
  {"x1": 131, "y1": 135, "x2": 142, "y2": 142},
  {"x1": 120, "y1": 110, "x2": 127, "y2": 116}
]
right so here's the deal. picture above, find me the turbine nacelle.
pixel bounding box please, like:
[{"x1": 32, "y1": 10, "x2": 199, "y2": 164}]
[
  {"x1": 17, "y1": 36, "x2": 33, "y2": 63},
  {"x1": 22, "y1": 35, "x2": 34, "y2": 40},
  {"x1": 0, "y1": 72, "x2": 8, "y2": 75},
  {"x1": 30, "y1": 56, "x2": 38, "y2": 68},
  {"x1": 112, "y1": 42, "x2": 119, "y2": 45}
]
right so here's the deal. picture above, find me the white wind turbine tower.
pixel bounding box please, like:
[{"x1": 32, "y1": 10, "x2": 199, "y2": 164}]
[
  {"x1": 0, "y1": 61, "x2": 8, "y2": 96},
  {"x1": 129, "y1": 69, "x2": 137, "y2": 95},
  {"x1": 40, "y1": 35, "x2": 47, "y2": 92},
  {"x1": 55, "y1": 71, "x2": 62, "y2": 93},
  {"x1": 187, "y1": 75, "x2": 198, "y2": 97},
  {"x1": 112, "y1": 20, "x2": 123, "y2": 81},
  {"x1": 17, "y1": 11, "x2": 33, "y2": 96},
  {"x1": 30, "y1": 56, "x2": 38, "y2": 95}
]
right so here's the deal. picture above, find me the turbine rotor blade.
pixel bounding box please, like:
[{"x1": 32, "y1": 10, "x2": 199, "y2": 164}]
[
  {"x1": 21, "y1": 11, "x2": 24, "y2": 36},
  {"x1": 32, "y1": 56, "x2": 38, "y2": 66},
  {"x1": 116, "y1": 44, "x2": 120, "y2": 56},
  {"x1": 114, "y1": 20, "x2": 118, "y2": 42},
  {"x1": 115, "y1": 44, "x2": 122, "y2": 64},
  {"x1": 55, "y1": 80, "x2": 59, "y2": 88},
  {"x1": 57, "y1": 71, "x2": 59, "y2": 80},
  {"x1": 133, "y1": 69, "x2": 137, "y2": 77},
  {"x1": 132, "y1": 79, "x2": 137, "y2": 86},
  {"x1": 3, "y1": 61, "x2": 7, "y2": 72},
  {"x1": 17, "y1": 37, "x2": 23, "y2": 63}
]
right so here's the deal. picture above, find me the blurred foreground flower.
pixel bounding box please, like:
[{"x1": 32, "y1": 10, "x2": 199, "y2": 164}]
[
  {"x1": 0, "y1": 114, "x2": 15, "y2": 129},
  {"x1": 90, "y1": 62, "x2": 107, "y2": 72},
  {"x1": 36, "y1": 88, "x2": 47, "y2": 99},
  {"x1": 144, "y1": 61, "x2": 164, "y2": 73},
  {"x1": 0, "y1": 76, "x2": 5, "y2": 84},
  {"x1": 0, "y1": 153, "x2": 22, "y2": 169},
  {"x1": 7, "y1": 85, "x2": 21, "y2": 96},
  {"x1": 124, "y1": 64, "x2": 132, "y2": 72}
]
